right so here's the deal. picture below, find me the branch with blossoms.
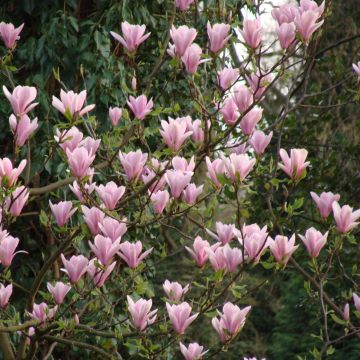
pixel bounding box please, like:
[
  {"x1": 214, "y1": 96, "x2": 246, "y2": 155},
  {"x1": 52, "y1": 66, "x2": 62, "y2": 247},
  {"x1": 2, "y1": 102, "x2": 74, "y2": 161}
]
[{"x1": 0, "y1": 0, "x2": 359, "y2": 359}]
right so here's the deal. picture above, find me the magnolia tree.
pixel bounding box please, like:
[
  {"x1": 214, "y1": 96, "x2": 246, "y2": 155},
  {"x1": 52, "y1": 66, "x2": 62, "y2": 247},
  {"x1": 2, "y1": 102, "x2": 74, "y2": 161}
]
[{"x1": 0, "y1": 0, "x2": 359, "y2": 359}]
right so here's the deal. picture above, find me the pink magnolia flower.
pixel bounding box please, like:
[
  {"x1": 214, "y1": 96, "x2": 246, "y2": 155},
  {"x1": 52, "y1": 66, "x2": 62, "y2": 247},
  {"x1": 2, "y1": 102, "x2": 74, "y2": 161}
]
[
  {"x1": 352, "y1": 62, "x2": 360, "y2": 77},
  {"x1": 250, "y1": 130, "x2": 273, "y2": 155},
  {"x1": 229, "y1": 140, "x2": 249, "y2": 155},
  {"x1": 80, "y1": 137, "x2": 101, "y2": 157},
  {"x1": 353, "y1": 293, "x2": 360, "y2": 311},
  {"x1": 160, "y1": 118, "x2": 193, "y2": 151},
  {"x1": 220, "y1": 97, "x2": 239, "y2": 125},
  {"x1": 109, "y1": 107, "x2": 122, "y2": 126},
  {"x1": 185, "y1": 236, "x2": 212, "y2": 267},
  {"x1": 95, "y1": 181, "x2": 125, "y2": 210},
  {"x1": 81, "y1": 206, "x2": 105, "y2": 235},
  {"x1": 99, "y1": 216, "x2": 127, "y2": 242},
  {"x1": 212, "y1": 302, "x2": 251, "y2": 342},
  {"x1": 66, "y1": 147, "x2": 95, "y2": 179},
  {"x1": 181, "y1": 43, "x2": 204, "y2": 74},
  {"x1": 127, "y1": 296, "x2": 157, "y2": 331},
  {"x1": 189, "y1": 119, "x2": 204, "y2": 142},
  {"x1": 89, "y1": 235, "x2": 121, "y2": 266},
  {"x1": 165, "y1": 170, "x2": 193, "y2": 198},
  {"x1": 150, "y1": 190, "x2": 170, "y2": 214},
  {"x1": 277, "y1": 23, "x2": 296, "y2": 49},
  {"x1": 0, "y1": 158, "x2": 26, "y2": 187},
  {"x1": 222, "y1": 244, "x2": 243, "y2": 272},
  {"x1": 166, "y1": 302, "x2": 199, "y2": 334},
  {"x1": 170, "y1": 25, "x2": 197, "y2": 57},
  {"x1": 49, "y1": 201, "x2": 76, "y2": 227},
  {"x1": 52, "y1": 89, "x2": 95, "y2": 117},
  {"x1": 3, "y1": 85, "x2": 38, "y2": 116},
  {"x1": 182, "y1": 183, "x2": 203, "y2": 205},
  {"x1": 0, "y1": 235, "x2": 23, "y2": 267},
  {"x1": 119, "y1": 150, "x2": 148, "y2": 181},
  {"x1": 0, "y1": 22, "x2": 24, "y2": 48},
  {"x1": 110, "y1": 22, "x2": 150, "y2": 52},
  {"x1": 299, "y1": 0, "x2": 325, "y2": 17},
  {"x1": 218, "y1": 68, "x2": 239, "y2": 91},
  {"x1": 207, "y1": 22, "x2": 231, "y2": 53},
  {"x1": 269, "y1": 234, "x2": 298, "y2": 265},
  {"x1": 163, "y1": 280, "x2": 189, "y2": 302},
  {"x1": 271, "y1": 4, "x2": 299, "y2": 25},
  {"x1": 246, "y1": 72, "x2": 272, "y2": 99},
  {"x1": 0, "y1": 283, "x2": 12, "y2": 309},
  {"x1": 332, "y1": 202, "x2": 360, "y2": 234},
  {"x1": 299, "y1": 227, "x2": 328, "y2": 258},
  {"x1": 70, "y1": 180, "x2": 96, "y2": 203},
  {"x1": 142, "y1": 164, "x2": 167, "y2": 193},
  {"x1": 172, "y1": 156, "x2": 195, "y2": 172},
  {"x1": 215, "y1": 222, "x2": 236, "y2": 244},
  {"x1": 54, "y1": 126, "x2": 83, "y2": 153},
  {"x1": 179, "y1": 342, "x2": 208, "y2": 360},
  {"x1": 29, "y1": 303, "x2": 57, "y2": 322},
  {"x1": 222, "y1": 153, "x2": 256, "y2": 182},
  {"x1": 343, "y1": 303, "x2": 350, "y2": 321},
  {"x1": 240, "y1": 19, "x2": 262, "y2": 49},
  {"x1": 118, "y1": 241, "x2": 153, "y2": 269},
  {"x1": 294, "y1": 11, "x2": 324, "y2": 43},
  {"x1": 5, "y1": 186, "x2": 29, "y2": 216},
  {"x1": 60, "y1": 254, "x2": 89, "y2": 283},
  {"x1": 206, "y1": 245, "x2": 226, "y2": 271},
  {"x1": 176, "y1": 0, "x2": 195, "y2": 11},
  {"x1": 87, "y1": 259, "x2": 116, "y2": 287},
  {"x1": 240, "y1": 107, "x2": 263, "y2": 135},
  {"x1": 127, "y1": 95, "x2": 153, "y2": 120},
  {"x1": 243, "y1": 226, "x2": 269, "y2": 262},
  {"x1": 205, "y1": 157, "x2": 225, "y2": 188},
  {"x1": 47, "y1": 282, "x2": 71, "y2": 305},
  {"x1": 279, "y1": 148, "x2": 310, "y2": 180},
  {"x1": 232, "y1": 85, "x2": 253, "y2": 113},
  {"x1": 9, "y1": 114, "x2": 38, "y2": 147}
]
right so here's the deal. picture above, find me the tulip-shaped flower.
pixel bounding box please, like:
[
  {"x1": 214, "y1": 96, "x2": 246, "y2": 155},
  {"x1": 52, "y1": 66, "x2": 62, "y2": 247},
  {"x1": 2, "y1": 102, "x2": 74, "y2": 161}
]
[
  {"x1": 165, "y1": 170, "x2": 193, "y2": 198},
  {"x1": 332, "y1": 202, "x2": 360, "y2": 234},
  {"x1": 205, "y1": 157, "x2": 225, "y2": 188},
  {"x1": 172, "y1": 156, "x2": 195, "y2": 172},
  {"x1": 166, "y1": 302, "x2": 199, "y2": 334},
  {"x1": 109, "y1": 107, "x2": 122, "y2": 126},
  {"x1": 279, "y1": 148, "x2": 310, "y2": 181},
  {"x1": 294, "y1": 11, "x2": 324, "y2": 43},
  {"x1": 29, "y1": 303, "x2": 57, "y2": 322},
  {"x1": 220, "y1": 97, "x2": 239, "y2": 125},
  {"x1": 6, "y1": 186, "x2": 29, "y2": 216},
  {"x1": 181, "y1": 43, "x2": 203, "y2": 75},
  {"x1": 240, "y1": 19, "x2": 262, "y2": 49},
  {"x1": 3, "y1": 85, "x2": 38, "y2": 116},
  {"x1": 163, "y1": 280, "x2": 190, "y2": 302},
  {"x1": 277, "y1": 23, "x2": 296, "y2": 49},
  {"x1": 89, "y1": 235, "x2": 121, "y2": 266},
  {"x1": 151, "y1": 190, "x2": 170, "y2": 214},
  {"x1": 0, "y1": 283, "x2": 12, "y2": 309},
  {"x1": 52, "y1": 89, "x2": 95, "y2": 118},
  {"x1": 87, "y1": 259, "x2": 116, "y2": 288},
  {"x1": 222, "y1": 153, "x2": 256, "y2": 182},
  {"x1": 189, "y1": 119, "x2": 204, "y2": 142},
  {"x1": 99, "y1": 217, "x2": 127, "y2": 242},
  {"x1": 343, "y1": 303, "x2": 350, "y2": 321},
  {"x1": 212, "y1": 302, "x2": 251, "y2": 342},
  {"x1": 81, "y1": 137, "x2": 101, "y2": 157},
  {"x1": 119, "y1": 150, "x2": 148, "y2": 181},
  {"x1": 179, "y1": 342, "x2": 208, "y2": 360},
  {"x1": 70, "y1": 180, "x2": 96, "y2": 203},
  {"x1": 60, "y1": 254, "x2": 89, "y2": 283},
  {"x1": 0, "y1": 158, "x2": 26, "y2": 187},
  {"x1": 352, "y1": 62, "x2": 360, "y2": 77},
  {"x1": 207, "y1": 22, "x2": 231, "y2": 53},
  {"x1": 176, "y1": 0, "x2": 195, "y2": 11},
  {"x1": 299, "y1": 0, "x2": 325, "y2": 17},
  {"x1": 243, "y1": 229, "x2": 269, "y2": 263},
  {"x1": 49, "y1": 201, "x2": 77, "y2": 227},
  {"x1": 127, "y1": 95, "x2": 153, "y2": 120},
  {"x1": 127, "y1": 296, "x2": 157, "y2": 331},
  {"x1": 160, "y1": 118, "x2": 193, "y2": 152},
  {"x1": 66, "y1": 147, "x2": 95, "y2": 179},
  {"x1": 222, "y1": 244, "x2": 243, "y2": 272},
  {"x1": 240, "y1": 107, "x2": 263, "y2": 135},
  {"x1": 110, "y1": 22, "x2": 150, "y2": 52},
  {"x1": 0, "y1": 235, "x2": 23, "y2": 267},
  {"x1": 269, "y1": 234, "x2": 298, "y2": 265},
  {"x1": 185, "y1": 236, "x2": 213, "y2": 267},
  {"x1": 271, "y1": 4, "x2": 299, "y2": 25},
  {"x1": 9, "y1": 114, "x2": 38, "y2": 147},
  {"x1": 250, "y1": 130, "x2": 273, "y2": 155},
  {"x1": 232, "y1": 85, "x2": 253, "y2": 113},
  {"x1": 215, "y1": 222, "x2": 236, "y2": 245},
  {"x1": 353, "y1": 293, "x2": 360, "y2": 311},
  {"x1": 182, "y1": 183, "x2": 203, "y2": 205},
  {"x1": 299, "y1": 227, "x2": 328, "y2": 258},
  {"x1": 170, "y1": 25, "x2": 197, "y2": 57},
  {"x1": 54, "y1": 126, "x2": 84, "y2": 153},
  {"x1": 118, "y1": 241, "x2": 153, "y2": 269},
  {"x1": 81, "y1": 206, "x2": 105, "y2": 235},
  {"x1": 47, "y1": 282, "x2": 71, "y2": 305},
  {"x1": 218, "y1": 68, "x2": 239, "y2": 91},
  {"x1": 95, "y1": 182, "x2": 125, "y2": 210},
  {"x1": 207, "y1": 246, "x2": 227, "y2": 271},
  {"x1": 0, "y1": 22, "x2": 24, "y2": 48}
]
